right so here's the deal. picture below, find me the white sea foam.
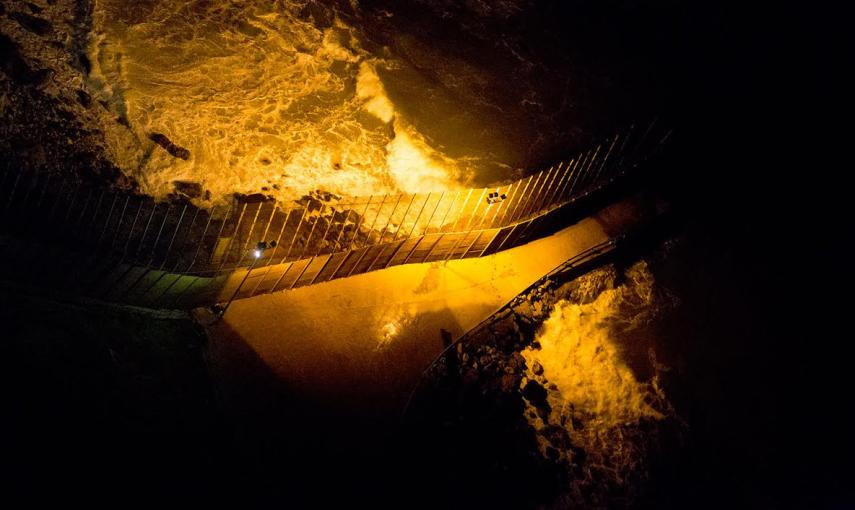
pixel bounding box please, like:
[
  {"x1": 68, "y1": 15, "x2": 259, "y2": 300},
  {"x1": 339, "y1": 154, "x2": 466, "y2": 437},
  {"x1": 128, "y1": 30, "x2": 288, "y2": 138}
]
[{"x1": 86, "y1": 0, "x2": 468, "y2": 205}]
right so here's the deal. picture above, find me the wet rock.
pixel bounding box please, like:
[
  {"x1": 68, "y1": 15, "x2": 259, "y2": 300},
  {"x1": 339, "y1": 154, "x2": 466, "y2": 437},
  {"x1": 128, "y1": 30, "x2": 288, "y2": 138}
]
[
  {"x1": 76, "y1": 89, "x2": 91, "y2": 107},
  {"x1": 532, "y1": 360, "x2": 544, "y2": 376},
  {"x1": 522, "y1": 380, "x2": 549, "y2": 410},
  {"x1": 541, "y1": 425, "x2": 573, "y2": 449},
  {"x1": 0, "y1": 33, "x2": 48, "y2": 85},
  {"x1": 172, "y1": 181, "x2": 203, "y2": 199},
  {"x1": 149, "y1": 132, "x2": 191, "y2": 160},
  {"x1": 9, "y1": 11, "x2": 54, "y2": 37},
  {"x1": 512, "y1": 301, "x2": 532, "y2": 317}
]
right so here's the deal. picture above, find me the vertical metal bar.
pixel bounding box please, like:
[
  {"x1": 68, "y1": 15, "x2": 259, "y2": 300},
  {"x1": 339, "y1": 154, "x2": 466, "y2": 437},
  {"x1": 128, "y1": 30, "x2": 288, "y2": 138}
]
[
  {"x1": 493, "y1": 181, "x2": 517, "y2": 227},
  {"x1": 591, "y1": 133, "x2": 620, "y2": 185},
  {"x1": 84, "y1": 190, "x2": 106, "y2": 239},
  {"x1": 0, "y1": 164, "x2": 11, "y2": 198},
  {"x1": 615, "y1": 123, "x2": 637, "y2": 168},
  {"x1": 406, "y1": 193, "x2": 432, "y2": 239},
  {"x1": 557, "y1": 156, "x2": 582, "y2": 202},
  {"x1": 22, "y1": 173, "x2": 46, "y2": 229},
  {"x1": 344, "y1": 194, "x2": 392, "y2": 278},
  {"x1": 324, "y1": 197, "x2": 374, "y2": 283},
  {"x1": 96, "y1": 194, "x2": 119, "y2": 248},
  {"x1": 62, "y1": 181, "x2": 82, "y2": 224},
  {"x1": 216, "y1": 202, "x2": 247, "y2": 273},
  {"x1": 420, "y1": 191, "x2": 444, "y2": 235},
  {"x1": 448, "y1": 189, "x2": 474, "y2": 232},
  {"x1": 476, "y1": 229, "x2": 503, "y2": 257},
  {"x1": 390, "y1": 193, "x2": 417, "y2": 242},
  {"x1": 539, "y1": 163, "x2": 564, "y2": 211},
  {"x1": 505, "y1": 175, "x2": 533, "y2": 225},
  {"x1": 258, "y1": 203, "x2": 277, "y2": 245},
  {"x1": 290, "y1": 206, "x2": 337, "y2": 289},
  {"x1": 309, "y1": 202, "x2": 355, "y2": 285},
  {"x1": 420, "y1": 190, "x2": 462, "y2": 263},
  {"x1": 486, "y1": 184, "x2": 510, "y2": 229},
  {"x1": 525, "y1": 166, "x2": 555, "y2": 217},
  {"x1": 34, "y1": 173, "x2": 52, "y2": 210},
  {"x1": 527, "y1": 167, "x2": 554, "y2": 216},
  {"x1": 105, "y1": 195, "x2": 130, "y2": 253},
  {"x1": 206, "y1": 205, "x2": 234, "y2": 265},
  {"x1": 132, "y1": 202, "x2": 158, "y2": 262},
  {"x1": 383, "y1": 193, "x2": 430, "y2": 269},
  {"x1": 233, "y1": 202, "x2": 263, "y2": 269},
  {"x1": 546, "y1": 160, "x2": 572, "y2": 207},
  {"x1": 364, "y1": 194, "x2": 404, "y2": 271},
  {"x1": 576, "y1": 144, "x2": 602, "y2": 192},
  {"x1": 158, "y1": 204, "x2": 187, "y2": 269},
  {"x1": 244, "y1": 205, "x2": 286, "y2": 287},
  {"x1": 170, "y1": 276, "x2": 200, "y2": 308},
  {"x1": 459, "y1": 186, "x2": 499, "y2": 260},
  {"x1": 248, "y1": 206, "x2": 293, "y2": 296},
  {"x1": 186, "y1": 206, "x2": 218, "y2": 272},
  {"x1": 565, "y1": 150, "x2": 591, "y2": 198},
  {"x1": 3, "y1": 171, "x2": 23, "y2": 212},
  {"x1": 445, "y1": 188, "x2": 487, "y2": 262},
  {"x1": 46, "y1": 178, "x2": 69, "y2": 221},
  {"x1": 260, "y1": 205, "x2": 286, "y2": 265},
  {"x1": 493, "y1": 223, "x2": 522, "y2": 254},
  {"x1": 513, "y1": 171, "x2": 543, "y2": 222},
  {"x1": 70, "y1": 188, "x2": 94, "y2": 238},
  {"x1": 347, "y1": 196, "x2": 374, "y2": 251},
  {"x1": 149, "y1": 274, "x2": 184, "y2": 308},
  {"x1": 279, "y1": 206, "x2": 309, "y2": 264},
  {"x1": 146, "y1": 205, "x2": 172, "y2": 266},
  {"x1": 138, "y1": 204, "x2": 194, "y2": 301},
  {"x1": 18, "y1": 171, "x2": 39, "y2": 212},
  {"x1": 459, "y1": 230, "x2": 488, "y2": 260},
  {"x1": 267, "y1": 206, "x2": 310, "y2": 292},
  {"x1": 435, "y1": 190, "x2": 461, "y2": 233},
  {"x1": 118, "y1": 199, "x2": 144, "y2": 260},
  {"x1": 625, "y1": 118, "x2": 657, "y2": 168},
  {"x1": 377, "y1": 194, "x2": 403, "y2": 243}
]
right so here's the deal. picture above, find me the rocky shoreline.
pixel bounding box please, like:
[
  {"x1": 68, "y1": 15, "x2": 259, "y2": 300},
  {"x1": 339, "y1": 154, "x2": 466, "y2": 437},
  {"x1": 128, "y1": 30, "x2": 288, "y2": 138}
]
[{"x1": 405, "y1": 245, "x2": 684, "y2": 507}]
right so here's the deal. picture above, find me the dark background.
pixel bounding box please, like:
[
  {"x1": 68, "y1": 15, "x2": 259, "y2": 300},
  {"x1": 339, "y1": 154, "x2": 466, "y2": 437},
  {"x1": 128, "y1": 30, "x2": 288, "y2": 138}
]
[{"x1": 2, "y1": 0, "x2": 851, "y2": 507}]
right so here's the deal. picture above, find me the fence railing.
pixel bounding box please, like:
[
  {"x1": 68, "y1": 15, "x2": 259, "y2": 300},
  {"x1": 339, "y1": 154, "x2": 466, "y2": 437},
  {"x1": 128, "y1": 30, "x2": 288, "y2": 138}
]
[{"x1": 0, "y1": 120, "x2": 670, "y2": 308}]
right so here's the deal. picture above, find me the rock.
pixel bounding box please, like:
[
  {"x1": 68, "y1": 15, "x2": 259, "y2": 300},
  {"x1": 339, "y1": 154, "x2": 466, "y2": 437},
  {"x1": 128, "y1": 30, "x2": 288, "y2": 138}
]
[
  {"x1": 541, "y1": 424, "x2": 572, "y2": 449},
  {"x1": 172, "y1": 180, "x2": 203, "y2": 199},
  {"x1": 149, "y1": 132, "x2": 191, "y2": 160},
  {"x1": 522, "y1": 380, "x2": 549, "y2": 409},
  {"x1": 0, "y1": 33, "x2": 49, "y2": 85},
  {"x1": 9, "y1": 11, "x2": 53, "y2": 37},
  {"x1": 76, "y1": 89, "x2": 92, "y2": 107},
  {"x1": 532, "y1": 360, "x2": 544, "y2": 376},
  {"x1": 512, "y1": 301, "x2": 532, "y2": 317}
]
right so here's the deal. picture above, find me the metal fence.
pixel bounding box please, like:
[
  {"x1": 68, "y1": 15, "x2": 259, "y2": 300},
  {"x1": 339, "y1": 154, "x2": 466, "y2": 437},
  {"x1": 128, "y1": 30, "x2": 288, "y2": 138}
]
[{"x1": 0, "y1": 121, "x2": 670, "y2": 308}]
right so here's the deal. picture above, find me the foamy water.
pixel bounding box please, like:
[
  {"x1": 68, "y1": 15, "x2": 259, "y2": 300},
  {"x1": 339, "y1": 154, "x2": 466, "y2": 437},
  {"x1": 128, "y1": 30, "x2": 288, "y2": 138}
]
[{"x1": 86, "y1": 0, "x2": 474, "y2": 204}]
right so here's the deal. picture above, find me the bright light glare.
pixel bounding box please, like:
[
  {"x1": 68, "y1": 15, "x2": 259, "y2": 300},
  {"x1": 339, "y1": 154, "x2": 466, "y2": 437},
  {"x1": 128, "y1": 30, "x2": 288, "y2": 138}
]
[{"x1": 253, "y1": 249, "x2": 262, "y2": 259}]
